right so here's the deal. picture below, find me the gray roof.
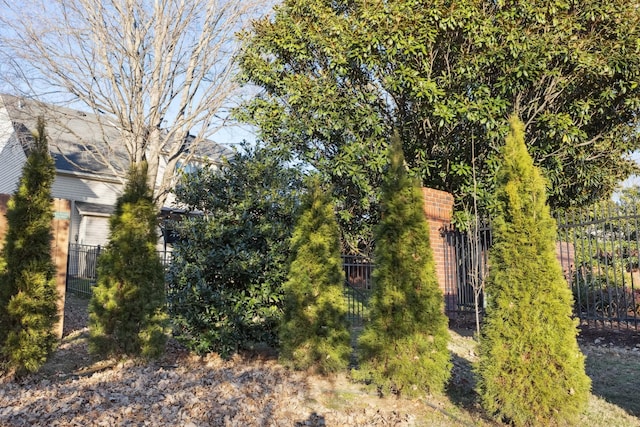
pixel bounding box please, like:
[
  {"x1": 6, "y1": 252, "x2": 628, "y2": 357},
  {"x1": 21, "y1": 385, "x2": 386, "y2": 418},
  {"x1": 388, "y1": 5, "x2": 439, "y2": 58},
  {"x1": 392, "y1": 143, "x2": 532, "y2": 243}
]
[
  {"x1": 0, "y1": 94, "x2": 230, "y2": 179},
  {"x1": 1, "y1": 94, "x2": 127, "y2": 178}
]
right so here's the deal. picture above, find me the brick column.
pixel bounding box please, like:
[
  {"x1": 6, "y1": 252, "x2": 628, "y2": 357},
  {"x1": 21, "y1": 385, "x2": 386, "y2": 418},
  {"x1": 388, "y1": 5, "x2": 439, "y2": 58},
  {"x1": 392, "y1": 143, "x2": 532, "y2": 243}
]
[
  {"x1": 51, "y1": 199, "x2": 71, "y2": 339},
  {"x1": 0, "y1": 194, "x2": 8, "y2": 239},
  {"x1": 421, "y1": 188, "x2": 454, "y2": 293}
]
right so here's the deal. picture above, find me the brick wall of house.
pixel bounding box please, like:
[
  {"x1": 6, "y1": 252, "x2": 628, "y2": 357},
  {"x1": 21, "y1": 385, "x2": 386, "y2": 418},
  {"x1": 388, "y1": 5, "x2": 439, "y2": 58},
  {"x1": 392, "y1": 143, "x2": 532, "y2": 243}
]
[
  {"x1": 421, "y1": 187, "x2": 454, "y2": 295},
  {"x1": 0, "y1": 194, "x2": 70, "y2": 339}
]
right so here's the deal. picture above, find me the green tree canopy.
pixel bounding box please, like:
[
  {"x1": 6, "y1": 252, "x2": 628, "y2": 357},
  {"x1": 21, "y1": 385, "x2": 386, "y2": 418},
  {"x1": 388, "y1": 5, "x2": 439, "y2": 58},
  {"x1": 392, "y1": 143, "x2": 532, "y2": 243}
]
[{"x1": 238, "y1": 0, "x2": 640, "y2": 246}]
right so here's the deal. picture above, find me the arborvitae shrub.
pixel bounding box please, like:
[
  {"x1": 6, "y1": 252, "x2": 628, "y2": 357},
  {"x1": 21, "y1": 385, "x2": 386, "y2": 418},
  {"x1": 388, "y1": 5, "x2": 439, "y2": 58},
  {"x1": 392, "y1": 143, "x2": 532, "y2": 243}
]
[
  {"x1": 476, "y1": 116, "x2": 590, "y2": 426},
  {"x1": 279, "y1": 177, "x2": 351, "y2": 374},
  {"x1": 356, "y1": 133, "x2": 451, "y2": 396},
  {"x1": 0, "y1": 117, "x2": 59, "y2": 374},
  {"x1": 88, "y1": 162, "x2": 168, "y2": 358}
]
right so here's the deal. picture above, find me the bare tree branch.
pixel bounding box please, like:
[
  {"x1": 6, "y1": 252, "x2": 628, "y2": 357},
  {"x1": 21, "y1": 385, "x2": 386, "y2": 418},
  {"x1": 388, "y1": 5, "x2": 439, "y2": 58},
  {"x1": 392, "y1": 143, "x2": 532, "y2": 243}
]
[{"x1": 0, "y1": 0, "x2": 272, "y2": 206}]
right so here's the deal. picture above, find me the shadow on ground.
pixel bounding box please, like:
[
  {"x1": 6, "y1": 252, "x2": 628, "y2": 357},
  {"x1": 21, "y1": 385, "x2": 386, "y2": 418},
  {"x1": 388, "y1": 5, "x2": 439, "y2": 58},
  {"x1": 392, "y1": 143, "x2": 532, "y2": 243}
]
[{"x1": 296, "y1": 412, "x2": 326, "y2": 426}]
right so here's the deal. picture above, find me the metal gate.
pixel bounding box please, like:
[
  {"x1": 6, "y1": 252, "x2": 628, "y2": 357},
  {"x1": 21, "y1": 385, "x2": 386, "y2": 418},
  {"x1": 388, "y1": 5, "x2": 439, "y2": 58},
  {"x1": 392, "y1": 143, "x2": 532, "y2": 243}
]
[
  {"x1": 66, "y1": 243, "x2": 173, "y2": 296},
  {"x1": 66, "y1": 243, "x2": 101, "y2": 296}
]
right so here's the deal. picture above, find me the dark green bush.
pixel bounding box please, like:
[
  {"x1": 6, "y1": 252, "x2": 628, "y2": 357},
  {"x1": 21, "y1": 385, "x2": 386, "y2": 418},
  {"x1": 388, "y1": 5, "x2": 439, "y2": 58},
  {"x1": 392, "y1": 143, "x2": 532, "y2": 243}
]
[
  {"x1": 355, "y1": 133, "x2": 451, "y2": 397},
  {"x1": 0, "y1": 117, "x2": 59, "y2": 374},
  {"x1": 167, "y1": 143, "x2": 302, "y2": 358},
  {"x1": 88, "y1": 163, "x2": 168, "y2": 358},
  {"x1": 476, "y1": 116, "x2": 590, "y2": 426}
]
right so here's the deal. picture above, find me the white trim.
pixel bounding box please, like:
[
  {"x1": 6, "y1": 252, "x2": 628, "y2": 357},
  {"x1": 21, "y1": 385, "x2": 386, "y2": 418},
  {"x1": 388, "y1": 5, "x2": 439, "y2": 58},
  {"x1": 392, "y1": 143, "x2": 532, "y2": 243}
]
[{"x1": 56, "y1": 169, "x2": 123, "y2": 184}]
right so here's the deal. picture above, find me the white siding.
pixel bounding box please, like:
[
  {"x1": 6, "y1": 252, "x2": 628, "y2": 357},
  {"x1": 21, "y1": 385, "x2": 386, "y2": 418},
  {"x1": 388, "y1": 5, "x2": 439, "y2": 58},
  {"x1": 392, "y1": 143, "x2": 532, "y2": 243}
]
[
  {"x1": 53, "y1": 175, "x2": 122, "y2": 247},
  {"x1": 70, "y1": 201, "x2": 82, "y2": 244},
  {"x1": 0, "y1": 105, "x2": 27, "y2": 194},
  {"x1": 51, "y1": 174, "x2": 123, "y2": 205},
  {"x1": 78, "y1": 215, "x2": 111, "y2": 246}
]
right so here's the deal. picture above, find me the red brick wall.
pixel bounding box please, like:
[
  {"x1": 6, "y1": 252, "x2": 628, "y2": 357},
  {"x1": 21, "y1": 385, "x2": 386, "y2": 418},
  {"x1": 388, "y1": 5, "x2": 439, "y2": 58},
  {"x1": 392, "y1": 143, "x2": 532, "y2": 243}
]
[{"x1": 421, "y1": 188, "x2": 454, "y2": 294}]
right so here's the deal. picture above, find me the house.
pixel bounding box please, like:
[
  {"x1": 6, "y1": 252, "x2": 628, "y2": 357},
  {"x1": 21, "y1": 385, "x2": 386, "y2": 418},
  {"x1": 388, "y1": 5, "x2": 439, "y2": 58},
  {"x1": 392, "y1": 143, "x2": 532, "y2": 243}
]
[{"x1": 0, "y1": 94, "x2": 230, "y2": 248}]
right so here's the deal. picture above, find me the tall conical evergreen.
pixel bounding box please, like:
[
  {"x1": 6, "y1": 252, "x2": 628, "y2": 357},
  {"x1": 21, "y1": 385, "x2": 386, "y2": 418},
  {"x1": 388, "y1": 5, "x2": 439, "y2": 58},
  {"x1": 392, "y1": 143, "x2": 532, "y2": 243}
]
[
  {"x1": 89, "y1": 162, "x2": 168, "y2": 358},
  {"x1": 279, "y1": 177, "x2": 351, "y2": 374},
  {"x1": 0, "y1": 117, "x2": 59, "y2": 374},
  {"x1": 356, "y1": 133, "x2": 451, "y2": 396},
  {"x1": 476, "y1": 116, "x2": 590, "y2": 426}
]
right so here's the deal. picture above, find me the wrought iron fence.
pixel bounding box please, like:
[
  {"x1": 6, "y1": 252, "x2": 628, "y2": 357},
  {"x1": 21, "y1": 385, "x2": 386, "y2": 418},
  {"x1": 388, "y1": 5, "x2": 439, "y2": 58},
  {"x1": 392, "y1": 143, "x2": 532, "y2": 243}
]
[
  {"x1": 342, "y1": 254, "x2": 374, "y2": 327},
  {"x1": 442, "y1": 207, "x2": 640, "y2": 331},
  {"x1": 66, "y1": 243, "x2": 173, "y2": 296},
  {"x1": 556, "y1": 206, "x2": 640, "y2": 330},
  {"x1": 442, "y1": 222, "x2": 491, "y2": 322},
  {"x1": 66, "y1": 244, "x2": 372, "y2": 327},
  {"x1": 68, "y1": 207, "x2": 640, "y2": 332},
  {"x1": 66, "y1": 244, "x2": 101, "y2": 296}
]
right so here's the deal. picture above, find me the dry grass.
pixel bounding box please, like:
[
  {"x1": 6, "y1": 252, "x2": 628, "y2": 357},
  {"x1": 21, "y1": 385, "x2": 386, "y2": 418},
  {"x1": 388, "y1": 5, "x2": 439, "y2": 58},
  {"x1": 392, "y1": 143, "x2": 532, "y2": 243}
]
[{"x1": 582, "y1": 346, "x2": 640, "y2": 423}]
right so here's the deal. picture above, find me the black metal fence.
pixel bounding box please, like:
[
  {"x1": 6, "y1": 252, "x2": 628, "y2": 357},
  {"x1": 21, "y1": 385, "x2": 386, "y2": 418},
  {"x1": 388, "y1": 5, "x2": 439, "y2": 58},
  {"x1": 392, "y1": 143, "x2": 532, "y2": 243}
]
[
  {"x1": 66, "y1": 244, "x2": 374, "y2": 328},
  {"x1": 557, "y1": 206, "x2": 640, "y2": 330},
  {"x1": 66, "y1": 243, "x2": 173, "y2": 296},
  {"x1": 442, "y1": 222, "x2": 492, "y2": 322},
  {"x1": 342, "y1": 254, "x2": 374, "y2": 327},
  {"x1": 69, "y1": 206, "x2": 640, "y2": 332},
  {"x1": 66, "y1": 244, "x2": 102, "y2": 296},
  {"x1": 442, "y1": 207, "x2": 640, "y2": 331}
]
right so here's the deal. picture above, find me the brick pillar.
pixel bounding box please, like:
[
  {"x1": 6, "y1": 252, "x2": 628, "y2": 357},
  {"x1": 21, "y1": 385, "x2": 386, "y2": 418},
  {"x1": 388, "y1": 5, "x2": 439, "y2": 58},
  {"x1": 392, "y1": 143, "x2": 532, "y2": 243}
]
[
  {"x1": 421, "y1": 188, "x2": 454, "y2": 293},
  {"x1": 51, "y1": 199, "x2": 71, "y2": 339},
  {"x1": 0, "y1": 194, "x2": 70, "y2": 339}
]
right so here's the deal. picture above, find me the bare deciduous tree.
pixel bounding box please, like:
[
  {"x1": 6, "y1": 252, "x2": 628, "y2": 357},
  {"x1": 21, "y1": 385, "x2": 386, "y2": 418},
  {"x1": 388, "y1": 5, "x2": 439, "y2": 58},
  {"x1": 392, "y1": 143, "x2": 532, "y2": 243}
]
[{"x1": 0, "y1": 0, "x2": 270, "y2": 207}]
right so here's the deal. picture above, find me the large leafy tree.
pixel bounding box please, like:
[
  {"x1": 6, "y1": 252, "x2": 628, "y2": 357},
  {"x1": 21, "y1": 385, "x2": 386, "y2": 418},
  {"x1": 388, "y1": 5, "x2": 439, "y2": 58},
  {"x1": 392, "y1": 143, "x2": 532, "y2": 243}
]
[
  {"x1": 167, "y1": 143, "x2": 303, "y2": 358},
  {"x1": 238, "y1": 0, "x2": 640, "y2": 247},
  {"x1": 476, "y1": 116, "x2": 590, "y2": 426},
  {"x1": 0, "y1": 118, "x2": 59, "y2": 374}
]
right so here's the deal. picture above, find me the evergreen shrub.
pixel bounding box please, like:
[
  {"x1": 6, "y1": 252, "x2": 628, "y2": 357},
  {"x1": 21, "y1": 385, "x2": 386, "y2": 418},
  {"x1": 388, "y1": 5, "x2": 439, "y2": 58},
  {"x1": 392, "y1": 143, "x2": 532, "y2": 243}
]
[
  {"x1": 476, "y1": 116, "x2": 591, "y2": 426},
  {"x1": 167, "y1": 143, "x2": 302, "y2": 358},
  {"x1": 355, "y1": 133, "x2": 451, "y2": 396},
  {"x1": 279, "y1": 177, "x2": 351, "y2": 373},
  {"x1": 88, "y1": 162, "x2": 168, "y2": 358},
  {"x1": 0, "y1": 117, "x2": 59, "y2": 374}
]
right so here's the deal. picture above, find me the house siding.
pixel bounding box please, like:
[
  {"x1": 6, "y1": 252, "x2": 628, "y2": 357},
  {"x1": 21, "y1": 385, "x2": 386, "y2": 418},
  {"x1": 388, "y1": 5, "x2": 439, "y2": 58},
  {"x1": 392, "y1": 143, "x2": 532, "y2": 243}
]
[
  {"x1": 78, "y1": 214, "x2": 111, "y2": 246},
  {"x1": 1, "y1": 95, "x2": 226, "y2": 251},
  {"x1": 0, "y1": 106, "x2": 27, "y2": 194},
  {"x1": 70, "y1": 201, "x2": 81, "y2": 244},
  {"x1": 69, "y1": 201, "x2": 111, "y2": 247},
  {"x1": 52, "y1": 175, "x2": 123, "y2": 246},
  {"x1": 51, "y1": 174, "x2": 123, "y2": 206}
]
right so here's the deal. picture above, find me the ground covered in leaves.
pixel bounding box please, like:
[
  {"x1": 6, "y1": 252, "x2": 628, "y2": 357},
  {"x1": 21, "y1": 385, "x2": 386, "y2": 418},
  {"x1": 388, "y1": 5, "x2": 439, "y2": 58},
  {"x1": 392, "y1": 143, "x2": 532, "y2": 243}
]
[{"x1": 1, "y1": 294, "x2": 639, "y2": 426}]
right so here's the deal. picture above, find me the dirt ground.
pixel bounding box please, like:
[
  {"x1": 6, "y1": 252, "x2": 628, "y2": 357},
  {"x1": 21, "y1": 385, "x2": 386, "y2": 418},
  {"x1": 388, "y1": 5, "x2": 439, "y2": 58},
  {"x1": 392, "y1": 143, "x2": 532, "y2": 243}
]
[
  {"x1": 577, "y1": 324, "x2": 640, "y2": 349},
  {"x1": 1, "y1": 294, "x2": 476, "y2": 426},
  {"x1": 1, "y1": 293, "x2": 639, "y2": 426}
]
